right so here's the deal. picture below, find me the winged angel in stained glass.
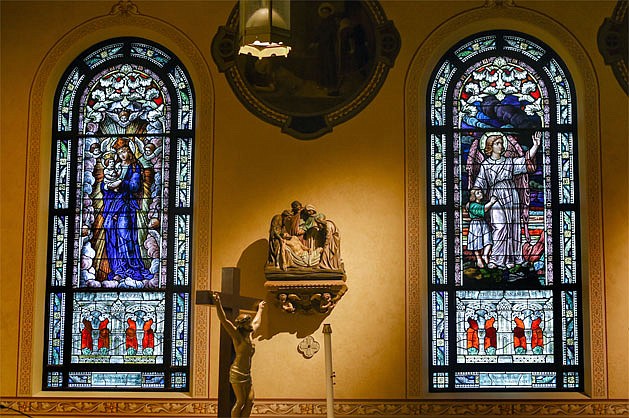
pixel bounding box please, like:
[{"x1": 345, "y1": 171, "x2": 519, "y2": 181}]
[
  {"x1": 466, "y1": 131, "x2": 541, "y2": 270},
  {"x1": 79, "y1": 64, "x2": 168, "y2": 289},
  {"x1": 459, "y1": 57, "x2": 546, "y2": 283}
]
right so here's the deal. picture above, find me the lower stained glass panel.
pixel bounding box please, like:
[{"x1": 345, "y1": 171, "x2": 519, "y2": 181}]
[
  {"x1": 72, "y1": 292, "x2": 165, "y2": 364},
  {"x1": 432, "y1": 372, "x2": 449, "y2": 389},
  {"x1": 68, "y1": 371, "x2": 165, "y2": 389},
  {"x1": 562, "y1": 291, "x2": 579, "y2": 365},
  {"x1": 456, "y1": 290, "x2": 554, "y2": 364},
  {"x1": 563, "y1": 371, "x2": 580, "y2": 388},
  {"x1": 455, "y1": 371, "x2": 556, "y2": 389},
  {"x1": 171, "y1": 372, "x2": 187, "y2": 389},
  {"x1": 47, "y1": 372, "x2": 64, "y2": 388}
]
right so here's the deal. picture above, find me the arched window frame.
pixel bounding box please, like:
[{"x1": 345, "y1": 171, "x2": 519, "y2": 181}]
[
  {"x1": 426, "y1": 30, "x2": 583, "y2": 392},
  {"x1": 43, "y1": 37, "x2": 195, "y2": 392}
]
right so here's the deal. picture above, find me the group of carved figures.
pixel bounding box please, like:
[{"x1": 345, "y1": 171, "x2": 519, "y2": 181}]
[
  {"x1": 80, "y1": 315, "x2": 155, "y2": 355},
  {"x1": 267, "y1": 201, "x2": 342, "y2": 271},
  {"x1": 466, "y1": 315, "x2": 544, "y2": 355},
  {"x1": 277, "y1": 292, "x2": 339, "y2": 314}
]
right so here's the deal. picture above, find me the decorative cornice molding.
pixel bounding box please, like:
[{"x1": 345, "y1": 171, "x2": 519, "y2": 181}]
[
  {"x1": 1, "y1": 398, "x2": 628, "y2": 416},
  {"x1": 19, "y1": 5, "x2": 214, "y2": 398},
  {"x1": 404, "y1": 3, "x2": 606, "y2": 399}
]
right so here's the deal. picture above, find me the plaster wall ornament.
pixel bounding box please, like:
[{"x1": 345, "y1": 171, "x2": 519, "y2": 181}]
[
  {"x1": 297, "y1": 335, "x2": 321, "y2": 359},
  {"x1": 109, "y1": 0, "x2": 140, "y2": 16}
]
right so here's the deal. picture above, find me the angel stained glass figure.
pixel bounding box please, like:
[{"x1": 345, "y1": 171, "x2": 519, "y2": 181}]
[{"x1": 467, "y1": 131, "x2": 541, "y2": 270}]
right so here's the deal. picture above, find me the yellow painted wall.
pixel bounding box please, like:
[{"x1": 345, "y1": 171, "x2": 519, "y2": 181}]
[{"x1": 1, "y1": 0, "x2": 627, "y2": 408}]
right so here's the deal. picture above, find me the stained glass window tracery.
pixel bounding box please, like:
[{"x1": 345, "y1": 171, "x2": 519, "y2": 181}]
[
  {"x1": 44, "y1": 38, "x2": 194, "y2": 391},
  {"x1": 427, "y1": 31, "x2": 582, "y2": 391}
]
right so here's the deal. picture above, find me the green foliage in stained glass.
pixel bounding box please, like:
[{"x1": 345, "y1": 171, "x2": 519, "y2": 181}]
[{"x1": 454, "y1": 35, "x2": 496, "y2": 62}]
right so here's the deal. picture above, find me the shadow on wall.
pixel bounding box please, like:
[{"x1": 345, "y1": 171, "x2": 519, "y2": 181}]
[
  {"x1": 236, "y1": 239, "x2": 268, "y2": 301},
  {"x1": 237, "y1": 239, "x2": 329, "y2": 340}
]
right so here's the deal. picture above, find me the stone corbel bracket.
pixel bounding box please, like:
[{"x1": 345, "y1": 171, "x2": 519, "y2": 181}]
[{"x1": 264, "y1": 270, "x2": 347, "y2": 314}]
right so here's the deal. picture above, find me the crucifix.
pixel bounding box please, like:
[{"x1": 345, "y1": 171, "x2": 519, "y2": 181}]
[{"x1": 196, "y1": 267, "x2": 261, "y2": 418}]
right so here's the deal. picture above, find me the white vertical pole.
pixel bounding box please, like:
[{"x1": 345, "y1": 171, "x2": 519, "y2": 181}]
[{"x1": 323, "y1": 324, "x2": 335, "y2": 418}]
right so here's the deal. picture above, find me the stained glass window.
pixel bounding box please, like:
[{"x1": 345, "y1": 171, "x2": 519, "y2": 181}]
[
  {"x1": 44, "y1": 38, "x2": 195, "y2": 391},
  {"x1": 427, "y1": 31, "x2": 582, "y2": 391}
]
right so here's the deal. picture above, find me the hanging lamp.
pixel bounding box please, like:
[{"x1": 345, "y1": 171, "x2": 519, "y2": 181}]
[{"x1": 239, "y1": 0, "x2": 291, "y2": 58}]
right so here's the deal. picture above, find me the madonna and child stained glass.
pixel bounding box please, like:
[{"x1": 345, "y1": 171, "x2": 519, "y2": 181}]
[
  {"x1": 44, "y1": 38, "x2": 194, "y2": 391},
  {"x1": 427, "y1": 31, "x2": 583, "y2": 391}
]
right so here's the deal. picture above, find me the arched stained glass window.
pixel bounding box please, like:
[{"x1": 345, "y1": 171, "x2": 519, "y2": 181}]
[
  {"x1": 44, "y1": 38, "x2": 194, "y2": 391},
  {"x1": 427, "y1": 31, "x2": 582, "y2": 391}
]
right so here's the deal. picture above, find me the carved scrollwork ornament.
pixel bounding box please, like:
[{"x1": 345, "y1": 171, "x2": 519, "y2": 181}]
[
  {"x1": 109, "y1": 0, "x2": 140, "y2": 16},
  {"x1": 2, "y1": 399, "x2": 628, "y2": 416}
]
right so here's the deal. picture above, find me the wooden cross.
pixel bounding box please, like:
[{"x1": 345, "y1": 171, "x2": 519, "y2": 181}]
[{"x1": 195, "y1": 267, "x2": 260, "y2": 418}]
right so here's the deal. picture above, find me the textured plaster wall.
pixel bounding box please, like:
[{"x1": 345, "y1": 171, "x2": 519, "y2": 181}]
[{"x1": 0, "y1": 0, "x2": 627, "y2": 402}]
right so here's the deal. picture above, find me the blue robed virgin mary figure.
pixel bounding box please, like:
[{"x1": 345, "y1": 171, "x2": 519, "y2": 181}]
[{"x1": 98, "y1": 137, "x2": 153, "y2": 285}]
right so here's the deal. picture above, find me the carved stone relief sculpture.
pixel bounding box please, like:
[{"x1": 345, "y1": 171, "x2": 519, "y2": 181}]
[{"x1": 265, "y1": 201, "x2": 347, "y2": 313}]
